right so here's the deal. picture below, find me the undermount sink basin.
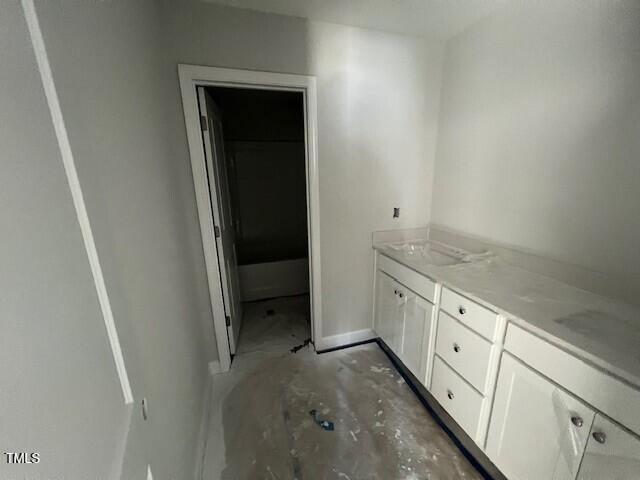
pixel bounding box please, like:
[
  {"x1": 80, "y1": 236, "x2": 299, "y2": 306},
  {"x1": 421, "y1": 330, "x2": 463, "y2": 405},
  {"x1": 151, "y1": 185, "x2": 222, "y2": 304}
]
[{"x1": 384, "y1": 240, "x2": 468, "y2": 267}]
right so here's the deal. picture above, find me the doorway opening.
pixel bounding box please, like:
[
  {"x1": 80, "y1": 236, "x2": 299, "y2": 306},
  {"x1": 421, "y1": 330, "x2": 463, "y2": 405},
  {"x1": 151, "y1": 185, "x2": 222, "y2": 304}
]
[
  {"x1": 200, "y1": 86, "x2": 310, "y2": 356},
  {"x1": 179, "y1": 66, "x2": 321, "y2": 372}
]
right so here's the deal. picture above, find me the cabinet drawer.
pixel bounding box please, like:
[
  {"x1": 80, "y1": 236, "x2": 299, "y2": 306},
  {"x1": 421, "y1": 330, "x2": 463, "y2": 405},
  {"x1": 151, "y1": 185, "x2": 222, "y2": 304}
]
[
  {"x1": 440, "y1": 287, "x2": 498, "y2": 340},
  {"x1": 431, "y1": 355, "x2": 484, "y2": 441},
  {"x1": 377, "y1": 254, "x2": 436, "y2": 303},
  {"x1": 436, "y1": 312, "x2": 492, "y2": 394}
]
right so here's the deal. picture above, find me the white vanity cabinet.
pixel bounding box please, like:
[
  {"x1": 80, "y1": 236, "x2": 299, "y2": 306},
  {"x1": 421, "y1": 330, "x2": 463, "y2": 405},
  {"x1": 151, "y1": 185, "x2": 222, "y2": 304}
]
[
  {"x1": 372, "y1": 245, "x2": 640, "y2": 480},
  {"x1": 374, "y1": 254, "x2": 436, "y2": 383},
  {"x1": 486, "y1": 352, "x2": 596, "y2": 480},
  {"x1": 577, "y1": 415, "x2": 640, "y2": 480}
]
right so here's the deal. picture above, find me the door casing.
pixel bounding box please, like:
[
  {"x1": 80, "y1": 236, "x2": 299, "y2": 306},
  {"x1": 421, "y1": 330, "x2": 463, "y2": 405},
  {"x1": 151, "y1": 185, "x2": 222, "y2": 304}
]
[{"x1": 178, "y1": 65, "x2": 322, "y2": 372}]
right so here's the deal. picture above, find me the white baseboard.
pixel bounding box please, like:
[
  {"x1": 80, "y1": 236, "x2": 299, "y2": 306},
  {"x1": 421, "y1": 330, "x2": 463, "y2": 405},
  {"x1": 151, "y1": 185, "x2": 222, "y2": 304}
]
[
  {"x1": 208, "y1": 360, "x2": 221, "y2": 376},
  {"x1": 315, "y1": 328, "x2": 377, "y2": 352},
  {"x1": 194, "y1": 373, "x2": 213, "y2": 480}
]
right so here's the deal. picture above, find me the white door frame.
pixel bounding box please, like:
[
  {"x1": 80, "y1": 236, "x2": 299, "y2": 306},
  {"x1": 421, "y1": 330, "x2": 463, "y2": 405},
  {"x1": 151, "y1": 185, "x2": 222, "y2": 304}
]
[{"x1": 178, "y1": 64, "x2": 322, "y2": 372}]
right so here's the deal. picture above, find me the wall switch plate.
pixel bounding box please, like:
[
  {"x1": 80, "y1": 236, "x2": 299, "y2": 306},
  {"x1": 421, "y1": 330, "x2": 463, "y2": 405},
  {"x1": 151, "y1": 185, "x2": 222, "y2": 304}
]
[{"x1": 393, "y1": 207, "x2": 400, "y2": 218}]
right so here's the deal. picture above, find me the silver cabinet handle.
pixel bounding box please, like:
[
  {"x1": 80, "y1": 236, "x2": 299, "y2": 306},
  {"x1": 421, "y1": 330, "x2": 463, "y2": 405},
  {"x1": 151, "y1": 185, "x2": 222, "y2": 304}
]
[
  {"x1": 571, "y1": 416, "x2": 584, "y2": 428},
  {"x1": 453, "y1": 343, "x2": 461, "y2": 353},
  {"x1": 458, "y1": 306, "x2": 466, "y2": 315},
  {"x1": 447, "y1": 390, "x2": 455, "y2": 400},
  {"x1": 592, "y1": 432, "x2": 606, "y2": 444}
]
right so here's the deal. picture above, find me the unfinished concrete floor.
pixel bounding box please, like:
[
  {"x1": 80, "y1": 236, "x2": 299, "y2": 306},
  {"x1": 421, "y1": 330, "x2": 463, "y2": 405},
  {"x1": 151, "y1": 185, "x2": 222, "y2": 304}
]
[{"x1": 202, "y1": 295, "x2": 483, "y2": 479}]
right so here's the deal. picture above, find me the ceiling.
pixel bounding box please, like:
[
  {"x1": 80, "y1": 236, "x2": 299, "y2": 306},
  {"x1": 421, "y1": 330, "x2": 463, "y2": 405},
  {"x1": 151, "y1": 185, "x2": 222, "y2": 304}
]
[{"x1": 202, "y1": 0, "x2": 506, "y2": 39}]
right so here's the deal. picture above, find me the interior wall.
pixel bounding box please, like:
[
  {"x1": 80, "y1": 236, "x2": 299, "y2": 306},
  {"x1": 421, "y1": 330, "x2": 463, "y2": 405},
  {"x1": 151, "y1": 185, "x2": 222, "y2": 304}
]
[
  {"x1": 228, "y1": 141, "x2": 308, "y2": 264},
  {"x1": 31, "y1": 1, "x2": 216, "y2": 478},
  {"x1": 1, "y1": 3, "x2": 132, "y2": 478},
  {"x1": 162, "y1": 0, "x2": 444, "y2": 339},
  {"x1": 209, "y1": 88, "x2": 308, "y2": 265},
  {"x1": 210, "y1": 87, "x2": 304, "y2": 142},
  {"x1": 432, "y1": 1, "x2": 640, "y2": 285}
]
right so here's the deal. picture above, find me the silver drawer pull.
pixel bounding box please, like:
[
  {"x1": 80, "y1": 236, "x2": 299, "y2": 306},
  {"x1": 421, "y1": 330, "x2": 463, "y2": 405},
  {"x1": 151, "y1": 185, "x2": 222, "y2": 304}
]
[
  {"x1": 592, "y1": 432, "x2": 606, "y2": 444},
  {"x1": 458, "y1": 306, "x2": 466, "y2": 315},
  {"x1": 571, "y1": 416, "x2": 583, "y2": 428},
  {"x1": 453, "y1": 343, "x2": 461, "y2": 353},
  {"x1": 447, "y1": 390, "x2": 455, "y2": 400}
]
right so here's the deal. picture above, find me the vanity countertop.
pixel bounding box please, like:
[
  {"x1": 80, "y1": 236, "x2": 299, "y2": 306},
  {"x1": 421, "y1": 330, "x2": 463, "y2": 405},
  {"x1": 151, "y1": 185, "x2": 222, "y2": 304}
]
[{"x1": 373, "y1": 242, "x2": 640, "y2": 389}]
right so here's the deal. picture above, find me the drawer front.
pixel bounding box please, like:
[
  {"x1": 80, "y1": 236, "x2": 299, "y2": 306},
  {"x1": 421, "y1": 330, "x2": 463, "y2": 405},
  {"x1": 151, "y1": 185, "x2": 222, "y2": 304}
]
[
  {"x1": 440, "y1": 287, "x2": 498, "y2": 340},
  {"x1": 505, "y1": 323, "x2": 640, "y2": 436},
  {"x1": 431, "y1": 355, "x2": 484, "y2": 441},
  {"x1": 436, "y1": 311, "x2": 492, "y2": 394},
  {"x1": 377, "y1": 254, "x2": 436, "y2": 303}
]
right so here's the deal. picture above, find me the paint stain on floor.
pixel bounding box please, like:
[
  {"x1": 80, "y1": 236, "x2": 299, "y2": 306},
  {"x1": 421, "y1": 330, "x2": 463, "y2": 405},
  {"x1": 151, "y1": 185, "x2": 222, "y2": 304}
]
[{"x1": 203, "y1": 296, "x2": 482, "y2": 480}]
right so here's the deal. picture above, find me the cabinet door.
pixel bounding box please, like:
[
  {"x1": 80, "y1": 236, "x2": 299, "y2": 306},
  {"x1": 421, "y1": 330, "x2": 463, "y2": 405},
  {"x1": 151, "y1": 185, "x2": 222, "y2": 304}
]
[
  {"x1": 486, "y1": 353, "x2": 595, "y2": 480},
  {"x1": 374, "y1": 271, "x2": 404, "y2": 354},
  {"x1": 577, "y1": 415, "x2": 640, "y2": 480},
  {"x1": 400, "y1": 291, "x2": 433, "y2": 382}
]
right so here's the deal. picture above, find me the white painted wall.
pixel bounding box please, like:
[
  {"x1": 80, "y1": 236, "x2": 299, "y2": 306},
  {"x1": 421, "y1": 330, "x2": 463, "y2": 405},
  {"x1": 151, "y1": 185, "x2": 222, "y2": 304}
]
[
  {"x1": 229, "y1": 140, "x2": 310, "y2": 301},
  {"x1": 162, "y1": 1, "x2": 444, "y2": 339},
  {"x1": 228, "y1": 141, "x2": 308, "y2": 265},
  {"x1": 30, "y1": 1, "x2": 216, "y2": 477},
  {"x1": 432, "y1": 1, "x2": 640, "y2": 285},
  {"x1": 0, "y1": 3, "x2": 131, "y2": 478}
]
